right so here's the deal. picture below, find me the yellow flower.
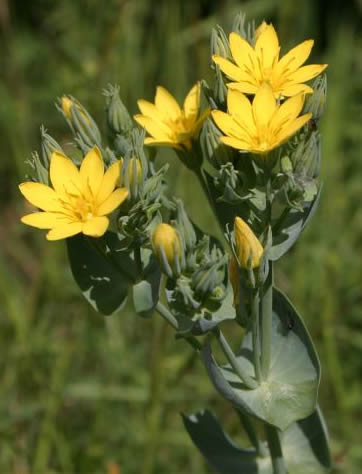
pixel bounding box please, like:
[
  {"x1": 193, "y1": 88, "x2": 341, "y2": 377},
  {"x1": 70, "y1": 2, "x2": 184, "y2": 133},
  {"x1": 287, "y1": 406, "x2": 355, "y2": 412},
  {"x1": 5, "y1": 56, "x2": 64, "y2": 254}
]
[
  {"x1": 234, "y1": 217, "x2": 263, "y2": 269},
  {"x1": 19, "y1": 146, "x2": 128, "y2": 241},
  {"x1": 152, "y1": 223, "x2": 182, "y2": 275},
  {"x1": 213, "y1": 22, "x2": 327, "y2": 98},
  {"x1": 212, "y1": 83, "x2": 312, "y2": 154},
  {"x1": 134, "y1": 82, "x2": 209, "y2": 150}
]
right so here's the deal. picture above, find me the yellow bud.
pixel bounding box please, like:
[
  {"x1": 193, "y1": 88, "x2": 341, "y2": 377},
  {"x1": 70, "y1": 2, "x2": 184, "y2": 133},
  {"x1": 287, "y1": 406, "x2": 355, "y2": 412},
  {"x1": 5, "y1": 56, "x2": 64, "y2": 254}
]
[
  {"x1": 229, "y1": 256, "x2": 240, "y2": 306},
  {"x1": 152, "y1": 223, "x2": 182, "y2": 275},
  {"x1": 234, "y1": 217, "x2": 263, "y2": 269},
  {"x1": 61, "y1": 96, "x2": 74, "y2": 120}
]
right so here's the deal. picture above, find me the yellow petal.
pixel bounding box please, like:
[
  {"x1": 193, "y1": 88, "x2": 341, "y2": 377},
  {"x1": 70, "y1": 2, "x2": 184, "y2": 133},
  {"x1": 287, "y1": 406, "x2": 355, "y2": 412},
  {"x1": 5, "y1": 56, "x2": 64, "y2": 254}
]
[
  {"x1": 134, "y1": 115, "x2": 173, "y2": 140},
  {"x1": 19, "y1": 182, "x2": 62, "y2": 212},
  {"x1": 255, "y1": 23, "x2": 280, "y2": 69},
  {"x1": 273, "y1": 40, "x2": 314, "y2": 79},
  {"x1": 21, "y1": 211, "x2": 73, "y2": 229},
  {"x1": 270, "y1": 94, "x2": 305, "y2": 134},
  {"x1": 275, "y1": 114, "x2": 312, "y2": 145},
  {"x1": 286, "y1": 64, "x2": 328, "y2": 84},
  {"x1": 212, "y1": 56, "x2": 249, "y2": 82},
  {"x1": 227, "y1": 89, "x2": 256, "y2": 139},
  {"x1": 96, "y1": 161, "x2": 121, "y2": 204},
  {"x1": 144, "y1": 137, "x2": 181, "y2": 149},
  {"x1": 137, "y1": 99, "x2": 167, "y2": 123},
  {"x1": 154, "y1": 86, "x2": 181, "y2": 121},
  {"x1": 49, "y1": 151, "x2": 81, "y2": 197},
  {"x1": 252, "y1": 83, "x2": 276, "y2": 128},
  {"x1": 227, "y1": 81, "x2": 259, "y2": 95},
  {"x1": 277, "y1": 83, "x2": 313, "y2": 97},
  {"x1": 229, "y1": 33, "x2": 258, "y2": 73},
  {"x1": 97, "y1": 187, "x2": 129, "y2": 216},
  {"x1": 46, "y1": 222, "x2": 82, "y2": 241},
  {"x1": 80, "y1": 146, "x2": 104, "y2": 198},
  {"x1": 82, "y1": 216, "x2": 109, "y2": 237},
  {"x1": 183, "y1": 82, "x2": 200, "y2": 123},
  {"x1": 212, "y1": 110, "x2": 247, "y2": 140},
  {"x1": 220, "y1": 136, "x2": 252, "y2": 151}
]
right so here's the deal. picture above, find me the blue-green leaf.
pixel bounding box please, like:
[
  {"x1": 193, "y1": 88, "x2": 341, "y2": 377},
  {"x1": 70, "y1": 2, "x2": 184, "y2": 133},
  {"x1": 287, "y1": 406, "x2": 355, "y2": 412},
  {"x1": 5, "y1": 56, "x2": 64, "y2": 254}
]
[{"x1": 201, "y1": 288, "x2": 321, "y2": 430}]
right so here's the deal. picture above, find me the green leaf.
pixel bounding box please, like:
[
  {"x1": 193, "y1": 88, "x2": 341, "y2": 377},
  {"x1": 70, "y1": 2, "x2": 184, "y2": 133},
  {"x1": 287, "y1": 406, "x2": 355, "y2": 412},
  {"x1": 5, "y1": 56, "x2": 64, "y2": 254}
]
[
  {"x1": 67, "y1": 233, "x2": 135, "y2": 315},
  {"x1": 269, "y1": 186, "x2": 322, "y2": 261},
  {"x1": 201, "y1": 288, "x2": 321, "y2": 430},
  {"x1": 132, "y1": 250, "x2": 161, "y2": 317},
  {"x1": 183, "y1": 407, "x2": 331, "y2": 474}
]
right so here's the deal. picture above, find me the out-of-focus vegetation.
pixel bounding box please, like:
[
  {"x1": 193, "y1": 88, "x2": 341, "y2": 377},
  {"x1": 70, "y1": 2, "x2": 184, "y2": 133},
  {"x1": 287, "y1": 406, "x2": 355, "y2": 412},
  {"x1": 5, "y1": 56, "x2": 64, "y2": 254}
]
[{"x1": 0, "y1": 0, "x2": 362, "y2": 472}]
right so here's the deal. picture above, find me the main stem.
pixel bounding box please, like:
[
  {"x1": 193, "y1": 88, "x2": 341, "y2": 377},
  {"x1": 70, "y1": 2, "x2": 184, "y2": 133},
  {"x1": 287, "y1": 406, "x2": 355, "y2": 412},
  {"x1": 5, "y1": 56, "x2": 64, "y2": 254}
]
[
  {"x1": 261, "y1": 263, "x2": 273, "y2": 379},
  {"x1": 251, "y1": 289, "x2": 262, "y2": 382},
  {"x1": 265, "y1": 425, "x2": 287, "y2": 474}
]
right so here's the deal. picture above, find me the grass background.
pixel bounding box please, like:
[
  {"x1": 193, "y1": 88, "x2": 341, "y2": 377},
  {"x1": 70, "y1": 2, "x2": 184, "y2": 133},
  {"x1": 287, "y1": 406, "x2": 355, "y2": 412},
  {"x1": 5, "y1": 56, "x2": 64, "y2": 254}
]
[{"x1": 1, "y1": 0, "x2": 362, "y2": 472}]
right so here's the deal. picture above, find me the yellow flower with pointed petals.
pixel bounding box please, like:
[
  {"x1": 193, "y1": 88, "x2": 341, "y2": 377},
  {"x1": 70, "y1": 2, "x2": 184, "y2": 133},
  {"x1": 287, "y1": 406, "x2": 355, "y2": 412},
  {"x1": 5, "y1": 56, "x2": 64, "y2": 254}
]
[
  {"x1": 213, "y1": 22, "x2": 327, "y2": 98},
  {"x1": 134, "y1": 82, "x2": 209, "y2": 151},
  {"x1": 212, "y1": 83, "x2": 312, "y2": 154},
  {"x1": 19, "y1": 147, "x2": 128, "y2": 241}
]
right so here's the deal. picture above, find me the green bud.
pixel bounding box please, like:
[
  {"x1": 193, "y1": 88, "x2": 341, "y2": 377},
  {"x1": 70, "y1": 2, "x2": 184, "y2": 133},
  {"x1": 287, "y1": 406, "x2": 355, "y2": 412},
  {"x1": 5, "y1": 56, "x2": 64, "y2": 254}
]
[
  {"x1": 293, "y1": 131, "x2": 321, "y2": 179},
  {"x1": 58, "y1": 95, "x2": 102, "y2": 151},
  {"x1": 104, "y1": 84, "x2": 133, "y2": 136},
  {"x1": 210, "y1": 25, "x2": 231, "y2": 58},
  {"x1": 174, "y1": 199, "x2": 197, "y2": 252},
  {"x1": 40, "y1": 125, "x2": 63, "y2": 170},
  {"x1": 304, "y1": 74, "x2": 327, "y2": 120},
  {"x1": 120, "y1": 155, "x2": 144, "y2": 199},
  {"x1": 280, "y1": 155, "x2": 293, "y2": 175},
  {"x1": 29, "y1": 151, "x2": 48, "y2": 185},
  {"x1": 213, "y1": 67, "x2": 227, "y2": 108},
  {"x1": 200, "y1": 118, "x2": 232, "y2": 168}
]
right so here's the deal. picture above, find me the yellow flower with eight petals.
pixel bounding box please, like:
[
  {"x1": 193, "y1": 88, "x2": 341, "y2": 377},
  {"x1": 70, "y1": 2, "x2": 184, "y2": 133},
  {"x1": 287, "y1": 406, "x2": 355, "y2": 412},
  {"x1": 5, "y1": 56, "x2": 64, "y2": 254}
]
[
  {"x1": 134, "y1": 82, "x2": 209, "y2": 151},
  {"x1": 213, "y1": 22, "x2": 327, "y2": 98},
  {"x1": 212, "y1": 83, "x2": 312, "y2": 154},
  {"x1": 19, "y1": 147, "x2": 128, "y2": 241}
]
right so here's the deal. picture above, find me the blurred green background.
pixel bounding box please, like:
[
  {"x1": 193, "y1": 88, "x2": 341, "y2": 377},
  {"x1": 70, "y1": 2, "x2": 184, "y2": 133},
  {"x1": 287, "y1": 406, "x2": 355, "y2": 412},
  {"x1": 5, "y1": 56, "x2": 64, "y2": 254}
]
[{"x1": 1, "y1": 0, "x2": 362, "y2": 473}]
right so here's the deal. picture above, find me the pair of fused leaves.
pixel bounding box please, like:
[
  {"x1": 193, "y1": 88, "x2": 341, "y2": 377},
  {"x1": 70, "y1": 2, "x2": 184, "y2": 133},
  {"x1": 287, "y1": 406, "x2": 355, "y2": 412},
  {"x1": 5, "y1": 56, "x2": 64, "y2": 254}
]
[{"x1": 183, "y1": 407, "x2": 331, "y2": 474}]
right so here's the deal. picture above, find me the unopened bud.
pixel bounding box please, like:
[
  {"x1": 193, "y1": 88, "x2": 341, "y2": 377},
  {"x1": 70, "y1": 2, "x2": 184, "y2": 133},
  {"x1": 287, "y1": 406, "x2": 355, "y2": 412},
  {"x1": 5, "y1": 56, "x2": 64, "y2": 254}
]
[
  {"x1": 213, "y1": 67, "x2": 227, "y2": 108},
  {"x1": 58, "y1": 95, "x2": 101, "y2": 149},
  {"x1": 200, "y1": 118, "x2": 232, "y2": 168},
  {"x1": 40, "y1": 126, "x2": 63, "y2": 170},
  {"x1": 210, "y1": 26, "x2": 231, "y2": 58},
  {"x1": 175, "y1": 199, "x2": 197, "y2": 252},
  {"x1": 104, "y1": 84, "x2": 133, "y2": 136},
  {"x1": 304, "y1": 74, "x2": 327, "y2": 120},
  {"x1": 119, "y1": 156, "x2": 144, "y2": 199},
  {"x1": 152, "y1": 223, "x2": 184, "y2": 278},
  {"x1": 234, "y1": 217, "x2": 263, "y2": 269}
]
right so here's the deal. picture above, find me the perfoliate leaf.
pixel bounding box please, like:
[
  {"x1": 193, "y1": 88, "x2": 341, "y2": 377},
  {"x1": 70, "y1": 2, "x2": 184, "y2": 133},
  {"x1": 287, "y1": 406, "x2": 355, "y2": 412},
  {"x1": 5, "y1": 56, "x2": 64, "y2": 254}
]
[
  {"x1": 182, "y1": 407, "x2": 331, "y2": 473},
  {"x1": 201, "y1": 288, "x2": 321, "y2": 431},
  {"x1": 269, "y1": 186, "x2": 322, "y2": 261}
]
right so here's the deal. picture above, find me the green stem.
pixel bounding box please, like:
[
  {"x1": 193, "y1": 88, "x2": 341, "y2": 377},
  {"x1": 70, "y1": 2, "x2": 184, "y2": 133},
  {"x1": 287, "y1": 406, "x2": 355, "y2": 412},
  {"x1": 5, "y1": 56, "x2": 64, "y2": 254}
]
[
  {"x1": 237, "y1": 409, "x2": 267, "y2": 457},
  {"x1": 214, "y1": 328, "x2": 258, "y2": 390},
  {"x1": 134, "y1": 244, "x2": 143, "y2": 275},
  {"x1": 251, "y1": 290, "x2": 262, "y2": 382},
  {"x1": 155, "y1": 301, "x2": 201, "y2": 351},
  {"x1": 265, "y1": 425, "x2": 287, "y2": 474},
  {"x1": 261, "y1": 264, "x2": 273, "y2": 379}
]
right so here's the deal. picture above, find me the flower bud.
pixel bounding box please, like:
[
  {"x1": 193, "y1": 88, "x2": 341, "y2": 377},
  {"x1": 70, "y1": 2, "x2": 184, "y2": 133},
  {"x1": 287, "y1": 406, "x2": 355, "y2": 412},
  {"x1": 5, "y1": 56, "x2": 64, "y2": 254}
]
[
  {"x1": 234, "y1": 217, "x2": 263, "y2": 269},
  {"x1": 200, "y1": 118, "x2": 232, "y2": 168},
  {"x1": 304, "y1": 74, "x2": 327, "y2": 120},
  {"x1": 40, "y1": 126, "x2": 63, "y2": 170},
  {"x1": 210, "y1": 26, "x2": 231, "y2": 58},
  {"x1": 104, "y1": 84, "x2": 133, "y2": 136},
  {"x1": 175, "y1": 199, "x2": 197, "y2": 252},
  {"x1": 58, "y1": 95, "x2": 101, "y2": 149},
  {"x1": 152, "y1": 223, "x2": 183, "y2": 278}
]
